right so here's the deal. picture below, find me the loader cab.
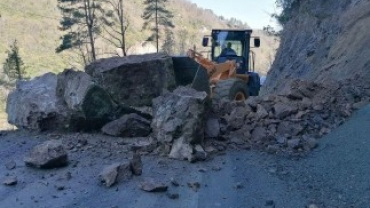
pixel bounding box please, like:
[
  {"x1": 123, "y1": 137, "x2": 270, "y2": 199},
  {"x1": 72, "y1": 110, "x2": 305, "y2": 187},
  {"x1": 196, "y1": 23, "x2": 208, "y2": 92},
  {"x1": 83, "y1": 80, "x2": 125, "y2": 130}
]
[{"x1": 202, "y1": 29, "x2": 260, "y2": 74}]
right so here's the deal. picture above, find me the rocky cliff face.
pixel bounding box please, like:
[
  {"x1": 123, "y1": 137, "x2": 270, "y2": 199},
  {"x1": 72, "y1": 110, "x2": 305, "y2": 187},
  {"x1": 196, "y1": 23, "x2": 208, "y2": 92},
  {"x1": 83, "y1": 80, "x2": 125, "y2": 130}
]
[{"x1": 262, "y1": 0, "x2": 370, "y2": 94}]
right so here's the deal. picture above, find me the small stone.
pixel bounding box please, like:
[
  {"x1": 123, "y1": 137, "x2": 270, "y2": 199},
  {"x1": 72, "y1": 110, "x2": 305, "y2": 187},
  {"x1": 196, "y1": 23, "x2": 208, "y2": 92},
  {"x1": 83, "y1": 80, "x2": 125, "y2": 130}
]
[
  {"x1": 130, "y1": 153, "x2": 143, "y2": 176},
  {"x1": 308, "y1": 204, "x2": 319, "y2": 208},
  {"x1": 212, "y1": 166, "x2": 222, "y2": 171},
  {"x1": 266, "y1": 145, "x2": 279, "y2": 154},
  {"x1": 170, "y1": 177, "x2": 179, "y2": 187},
  {"x1": 139, "y1": 178, "x2": 168, "y2": 192},
  {"x1": 313, "y1": 105, "x2": 324, "y2": 111},
  {"x1": 303, "y1": 137, "x2": 318, "y2": 150},
  {"x1": 233, "y1": 182, "x2": 243, "y2": 189},
  {"x1": 265, "y1": 199, "x2": 275, "y2": 207},
  {"x1": 205, "y1": 118, "x2": 220, "y2": 138},
  {"x1": 187, "y1": 182, "x2": 201, "y2": 192},
  {"x1": 55, "y1": 184, "x2": 65, "y2": 191},
  {"x1": 287, "y1": 138, "x2": 301, "y2": 149},
  {"x1": 257, "y1": 104, "x2": 269, "y2": 119},
  {"x1": 198, "y1": 168, "x2": 207, "y2": 173},
  {"x1": 5, "y1": 160, "x2": 16, "y2": 170},
  {"x1": 166, "y1": 192, "x2": 179, "y2": 199},
  {"x1": 24, "y1": 140, "x2": 68, "y2": 169},
  {"x1": 99, "y1": 162, "x2": 132, "y2": 187},
  {"x1": 3, "y1": 176, "x2": 17, "y2": 186},
  {"x1": 204, "y1": 145, "x2": 218, "y2": 153},
  {"x1": 275, "y1": 136, "x2": 287, "y2": 144}
]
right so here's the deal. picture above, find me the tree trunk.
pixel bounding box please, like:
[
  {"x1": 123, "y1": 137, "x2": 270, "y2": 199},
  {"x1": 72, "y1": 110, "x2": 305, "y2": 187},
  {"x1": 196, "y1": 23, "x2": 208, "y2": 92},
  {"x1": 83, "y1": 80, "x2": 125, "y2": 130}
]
[
  {"x1": 14, "y1": 50, "x2": 22, "y2": 80},
  {"x1": 155, "y1": 0, "x2": 158, "y2": 53},
  {"x1": 119, "y1": 0, "x2": 127, "y2": 56},
  {"x1": 85, "y1": 0, "x2": 96, "y2": 62}
]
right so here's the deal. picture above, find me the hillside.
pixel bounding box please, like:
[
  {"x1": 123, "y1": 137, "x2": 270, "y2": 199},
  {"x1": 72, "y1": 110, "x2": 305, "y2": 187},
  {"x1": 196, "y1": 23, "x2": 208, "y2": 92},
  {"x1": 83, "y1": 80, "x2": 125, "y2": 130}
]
[
  {"x1": 262, "y1": 0, "x2": 370, "y2": 94},
  {"x1": 0, "y1": 0, "x2": 277, "y2": 76},
  {"x1": 0, "y1": 0, "x2": 278, "y2": 129}
]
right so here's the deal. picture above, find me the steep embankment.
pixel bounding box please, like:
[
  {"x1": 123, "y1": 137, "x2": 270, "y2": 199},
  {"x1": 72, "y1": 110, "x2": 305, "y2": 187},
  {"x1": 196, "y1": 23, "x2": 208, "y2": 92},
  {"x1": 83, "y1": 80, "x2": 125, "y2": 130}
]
[{"x1": 262, "y1": 0, "x2": 370, "y2": 94}]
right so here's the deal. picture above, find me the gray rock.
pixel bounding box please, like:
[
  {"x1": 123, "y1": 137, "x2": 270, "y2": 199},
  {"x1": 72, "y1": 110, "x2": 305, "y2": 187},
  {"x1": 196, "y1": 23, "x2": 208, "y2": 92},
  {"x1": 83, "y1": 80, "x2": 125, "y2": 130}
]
[
  {"x1": 56, "y1": 69, "x2": 117, "y2": 130},
  {"x1": 130, "y1": 153, "x2": 143, "y2": 176},
  {"x1": 5, "y1": 160, "x2": 16, "y2": 170},
  {"x1": 308, "y1": 204, "x2": 319, "y2": 208},
  {"x1": 273, "y1": 103, "x2": 298, "y2": 119},
  {"x1": 166, "y1": 192, "x2": 180, "y2": 199},
  {"x1": 99, "y1": 162, "x2": 132, "y2": 187},
  {"x1": 3, "y1": 176, "x2": 17, "y2": 186},
  {"x1": 152, "y1": 87, "x2": 208, "y2": 161},
  {"x1": 287, "y1": 138, "x2": 301, "y2": 149},
  {"x1": 6, "y1": 73, "x2": 70, "y2": 130},
  {"x1": 205, "y1": 118, "x2": 220, "y2": 138},
  {"x1": 85, "y1": 53, "x2": 176, "y2": 106},
  {"x1": 353, "y1": 99, "x2": 370, "y2": 110},
  {"x1": 187, "y1": 181, "x2": 201, "y2": 192},
  {"x1": 277, "y1": 121, "x2": 304, "y2": 136},
  {"x1": 170, "y1": 177, "x2": 180, "y2": 187},
  {"x1": 168, "y1": 137, "x2": 194, "y2": 161},
  {"x1": 102, "y1": 113, "x2": 151, "y2": 137},
  {"x1": 139, "y1": 178, "x2": 168, "y2": 192},
  {"x1": 302, "y1": 136, "x2": 318, "y2": 150},
  {"x1": 227, "y1": 106, "x2": 249, "y2": 129},
  {"x1": 256, "y1": 104, "x2": 269, "y2": 119},
  {"x1": 24, "y1": 140, "x2": 68, "y2": 169},
  {"x1": 251, "y1": 127, "x2": 267, "y2": 141},
  {"x1": 6, "y1": 70, "x2": 118, "y2": 131},
  {"x1": 266, "y1": 144, "x2": 280, "y2": 154}
]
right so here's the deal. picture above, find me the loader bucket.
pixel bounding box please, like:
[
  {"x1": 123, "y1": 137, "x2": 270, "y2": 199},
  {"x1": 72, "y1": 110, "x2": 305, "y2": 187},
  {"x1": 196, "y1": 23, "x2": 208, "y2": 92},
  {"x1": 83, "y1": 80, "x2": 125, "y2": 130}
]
[{"x1": 172, "y1": 56, "x2": 210, "y2": 94}]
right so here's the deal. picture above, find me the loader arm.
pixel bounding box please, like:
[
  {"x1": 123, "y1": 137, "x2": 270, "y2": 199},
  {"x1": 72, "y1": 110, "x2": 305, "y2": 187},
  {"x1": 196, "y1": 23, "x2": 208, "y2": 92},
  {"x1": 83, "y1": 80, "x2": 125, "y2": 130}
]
[{"x1": 187, "y1": 49, "x2": 243, "y2": 84}]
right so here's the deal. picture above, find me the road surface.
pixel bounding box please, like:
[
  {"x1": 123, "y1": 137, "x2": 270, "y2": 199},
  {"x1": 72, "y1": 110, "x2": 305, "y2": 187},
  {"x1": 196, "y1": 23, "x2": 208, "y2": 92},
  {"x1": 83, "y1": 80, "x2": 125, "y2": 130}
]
[{"x1": 1, "y1": 105, "x2": 370, "y2": 208}]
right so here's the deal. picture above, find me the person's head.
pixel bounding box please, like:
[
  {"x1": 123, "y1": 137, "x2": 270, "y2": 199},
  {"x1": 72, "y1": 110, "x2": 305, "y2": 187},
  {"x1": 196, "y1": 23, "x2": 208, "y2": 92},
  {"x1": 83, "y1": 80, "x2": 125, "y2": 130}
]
[{"x1": 227, "y1": 42, "x2": 232, "y2": 48}]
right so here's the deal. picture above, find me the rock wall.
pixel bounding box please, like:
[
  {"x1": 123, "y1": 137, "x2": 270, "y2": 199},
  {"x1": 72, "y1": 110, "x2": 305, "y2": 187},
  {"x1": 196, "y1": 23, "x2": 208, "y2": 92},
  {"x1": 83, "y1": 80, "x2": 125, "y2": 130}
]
[{"x1": 262, "y1": 0, "x2": 370, "y2": 94}]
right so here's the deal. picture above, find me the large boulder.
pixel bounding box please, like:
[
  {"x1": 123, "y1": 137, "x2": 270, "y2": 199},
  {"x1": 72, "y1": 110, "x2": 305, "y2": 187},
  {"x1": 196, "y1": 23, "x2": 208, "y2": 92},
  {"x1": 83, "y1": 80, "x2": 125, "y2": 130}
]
[
  {"x1": 24, "y1": 140, "x2": 68, "y2": 169},
  {"x1": 6, "y1": 70, "x2": 120, "y2": 131},
  {"x1": 85, "y1": 53, "x2": 176, "y2": 107},
  {"x1": 6, "y1": 73, "x2": 70, "y2": 130},
  {"x1": 56, "y1": 69, "x2": 118, "y2": 130},
  {"x1": 151, "y1": 87, "x2": 208, "y2": 161}
]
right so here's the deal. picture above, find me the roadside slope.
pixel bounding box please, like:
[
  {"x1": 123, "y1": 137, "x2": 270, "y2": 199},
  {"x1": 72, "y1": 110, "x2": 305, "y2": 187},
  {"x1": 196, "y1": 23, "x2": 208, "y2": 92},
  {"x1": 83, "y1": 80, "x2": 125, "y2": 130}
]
[{"x1": 262, "y1": 0, "x2": 370, "y2": 94}]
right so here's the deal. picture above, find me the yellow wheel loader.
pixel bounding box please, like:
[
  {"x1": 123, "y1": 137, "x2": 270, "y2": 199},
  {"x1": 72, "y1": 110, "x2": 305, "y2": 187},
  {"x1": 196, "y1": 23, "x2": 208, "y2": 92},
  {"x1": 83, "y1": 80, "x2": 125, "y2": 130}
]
[{"x1": 172, "y1": 29, "x2": 261, "y2": 102}]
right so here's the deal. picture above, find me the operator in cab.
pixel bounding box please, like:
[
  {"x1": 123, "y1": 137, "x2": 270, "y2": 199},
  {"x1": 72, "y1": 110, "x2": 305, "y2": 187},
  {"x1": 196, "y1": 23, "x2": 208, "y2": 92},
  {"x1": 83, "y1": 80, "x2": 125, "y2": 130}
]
[{"x1": 220, "y1": 42, "x2": 237, "y2": 56}]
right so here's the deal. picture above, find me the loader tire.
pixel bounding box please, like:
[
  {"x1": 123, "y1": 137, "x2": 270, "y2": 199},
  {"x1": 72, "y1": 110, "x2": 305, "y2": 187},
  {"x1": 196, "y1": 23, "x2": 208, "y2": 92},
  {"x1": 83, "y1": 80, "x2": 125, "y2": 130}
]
[{"x1": 213, "y1": 79, "x2": 249, "y2": 103}]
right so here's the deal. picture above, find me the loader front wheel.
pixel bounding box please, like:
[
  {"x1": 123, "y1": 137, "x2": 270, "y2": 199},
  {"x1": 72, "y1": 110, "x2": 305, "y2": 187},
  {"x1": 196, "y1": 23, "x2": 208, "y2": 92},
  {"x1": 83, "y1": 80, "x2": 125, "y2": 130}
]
[{"x1": 213, "y1": 79, "x2": 249, "y2": 103}]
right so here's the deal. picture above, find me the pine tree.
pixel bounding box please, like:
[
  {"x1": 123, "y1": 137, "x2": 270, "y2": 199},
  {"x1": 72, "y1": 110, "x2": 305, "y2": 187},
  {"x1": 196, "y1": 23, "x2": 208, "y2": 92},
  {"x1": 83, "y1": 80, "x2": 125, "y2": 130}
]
[
  {"x1": 56, "y1": 0, "x2": 109, "y2": 64},
  {"x1": 142, "y1": 0, "x2": 174, "y2": 52},
  {"x1": 3, "y1": 40, "x2": 25, "y2": 80},
  {"x1": 162, "y1": 28, "x2": 175, "y2": 55}
]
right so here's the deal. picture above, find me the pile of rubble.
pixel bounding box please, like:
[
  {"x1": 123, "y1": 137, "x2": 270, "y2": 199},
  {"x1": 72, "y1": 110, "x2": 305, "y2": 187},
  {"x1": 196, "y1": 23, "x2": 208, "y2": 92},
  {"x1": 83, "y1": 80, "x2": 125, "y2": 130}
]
[
  {"x1": 213, "y1": 77, "x2": 370, "y2": 155},
  {"x1": 6, "y1": 53, "x2": 370, "y2": 164}
]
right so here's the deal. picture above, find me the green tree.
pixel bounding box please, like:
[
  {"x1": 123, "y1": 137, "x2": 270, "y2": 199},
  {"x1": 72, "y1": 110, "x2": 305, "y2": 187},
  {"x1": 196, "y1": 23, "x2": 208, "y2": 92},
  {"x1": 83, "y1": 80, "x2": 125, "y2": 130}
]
[
  {"x1": 56, "y1": 0, "x2": 109, "y2": 64},
  {"x1": 162, "y1": 28, "x2": 175, "y2": 55},
  {"x1": 273, "y1": 0, "x2": 298, "y2": 26},
  {"x1": 3, "y1": 40, "x2": 25, "y2": 80},
  {"x1": 142, "y1": 0, "x2": 174, "y2": 52}
]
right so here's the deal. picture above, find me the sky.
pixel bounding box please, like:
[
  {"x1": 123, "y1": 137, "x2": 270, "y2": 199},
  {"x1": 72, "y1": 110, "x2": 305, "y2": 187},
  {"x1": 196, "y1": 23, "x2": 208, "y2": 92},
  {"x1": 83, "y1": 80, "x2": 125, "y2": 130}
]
[{"x1": 186, "y1": 0, "x2": 280, "y2": 29}]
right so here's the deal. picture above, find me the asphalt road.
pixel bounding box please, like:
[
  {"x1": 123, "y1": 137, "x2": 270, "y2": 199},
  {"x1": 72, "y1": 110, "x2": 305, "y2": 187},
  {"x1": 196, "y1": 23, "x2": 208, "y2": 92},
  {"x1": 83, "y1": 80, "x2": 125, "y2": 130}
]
[{"x1": 1, "y1": 105, "x2": 370, "y2": 208}]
